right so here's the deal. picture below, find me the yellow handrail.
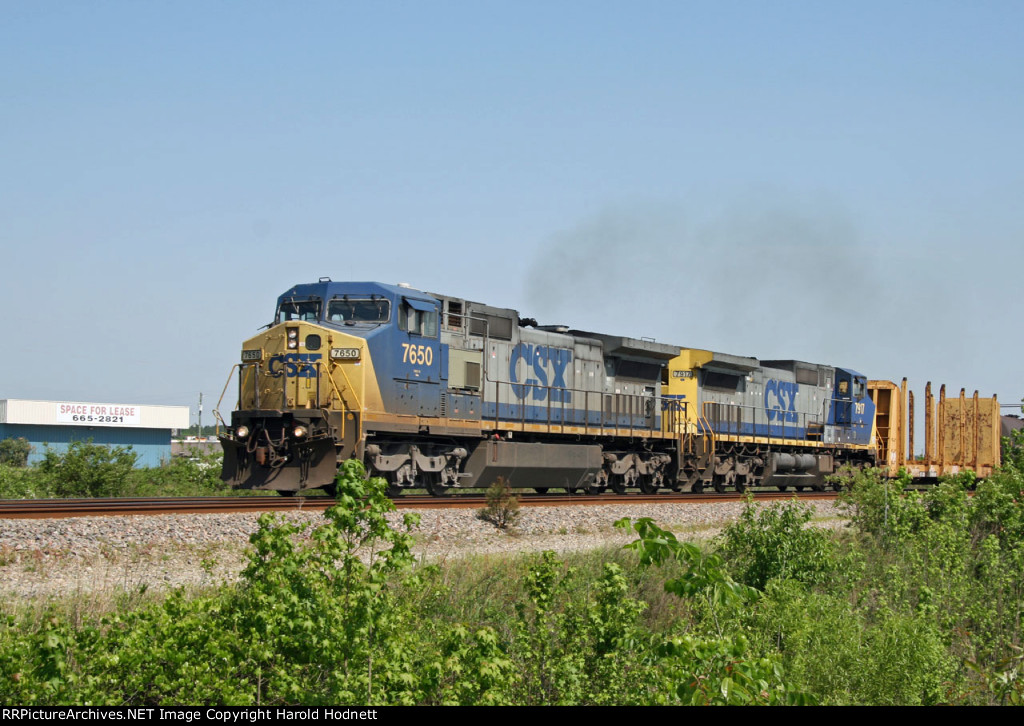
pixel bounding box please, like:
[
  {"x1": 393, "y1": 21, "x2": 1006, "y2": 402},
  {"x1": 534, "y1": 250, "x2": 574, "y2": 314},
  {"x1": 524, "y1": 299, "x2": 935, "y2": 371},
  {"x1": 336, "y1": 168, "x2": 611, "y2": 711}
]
[
  {"x1": 699, "y1": 401, "x2": 717, "y2": 471},
  {"x1": 701, "y1": 416, "x2": 715, "y2": 453},
  {"x1": 213, "y1": 364, "x2": 241, "y2": 434},
  {"x1": 324, "y1": 366, "x2": 350, "y2": 441},
  {"x1": 333, "y1": 363, "x2": 364, "y2": 412}
]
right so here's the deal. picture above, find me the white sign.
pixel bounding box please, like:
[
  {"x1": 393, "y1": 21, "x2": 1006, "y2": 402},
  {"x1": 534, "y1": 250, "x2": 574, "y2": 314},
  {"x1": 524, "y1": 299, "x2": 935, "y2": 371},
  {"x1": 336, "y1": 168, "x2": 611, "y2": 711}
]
[{"x1": 56, "y1": 402, "x2": 141, "y2": 427}]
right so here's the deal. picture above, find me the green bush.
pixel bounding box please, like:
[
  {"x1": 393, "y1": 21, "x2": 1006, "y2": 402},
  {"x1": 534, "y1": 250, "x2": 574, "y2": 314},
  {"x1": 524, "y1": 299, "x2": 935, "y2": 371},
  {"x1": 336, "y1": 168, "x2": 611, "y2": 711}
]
[
  {"x1": 0, "y1": 438, "x2": 31, "y2": 467},
  {"x1": 1002, "y1": 426, "x2": 1024, "y2": 473},
  {"x1": 128, "y1": 452, "x2": 228, "y2": 497},
  {"x1": 833, "y1": 467, "x2": 1024, "y2": 703},
  {"x1": 716, "y1": 499, "x2": 839, "y2": 590},
  {"x1": 0, "y1": 464, "x2": 47, "y2": 499},
  {"x1": 614, "y1": 516, "x2": 813, "y2": 704},
  {"x1": 477, "y1": 477, "x2": 520, "y2": 530},
  {"x1": 0, "y1": 446, "x2": 230, "y2": 500},
  {"x1": 504, "y1": 551, "x2": 657, "y2": 705},
  {"x1": 37, "y1": 440, "x2": 138, "y2": 498}
]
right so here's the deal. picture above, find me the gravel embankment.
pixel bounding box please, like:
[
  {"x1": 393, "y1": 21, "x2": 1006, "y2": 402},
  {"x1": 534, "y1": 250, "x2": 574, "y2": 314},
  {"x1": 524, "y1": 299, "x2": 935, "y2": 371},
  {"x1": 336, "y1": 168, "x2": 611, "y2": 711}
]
[{"x1": 0, "y1": 501, "x2": 846, "y2": 600}]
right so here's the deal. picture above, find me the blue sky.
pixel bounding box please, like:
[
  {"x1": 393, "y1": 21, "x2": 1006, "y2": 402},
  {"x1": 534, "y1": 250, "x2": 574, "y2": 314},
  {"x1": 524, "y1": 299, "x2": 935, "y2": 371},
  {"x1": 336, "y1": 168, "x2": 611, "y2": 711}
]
[{"x1": 2, "y1": 1, "x2": 1021, "y2": 427}]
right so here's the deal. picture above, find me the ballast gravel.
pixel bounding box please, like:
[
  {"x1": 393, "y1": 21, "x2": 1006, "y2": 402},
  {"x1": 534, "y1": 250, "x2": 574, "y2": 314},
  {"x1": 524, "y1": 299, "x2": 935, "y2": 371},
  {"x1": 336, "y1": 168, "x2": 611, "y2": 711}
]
[{"x1": 0, "y1": 500, "x2": 845, "y2": 601}]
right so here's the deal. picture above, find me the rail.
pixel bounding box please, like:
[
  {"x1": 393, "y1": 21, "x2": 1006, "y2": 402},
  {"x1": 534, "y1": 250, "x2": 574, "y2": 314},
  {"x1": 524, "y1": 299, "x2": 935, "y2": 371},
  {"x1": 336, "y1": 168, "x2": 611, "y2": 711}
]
[
  {"x1": 476, "y1": 379, "x2": 688, "y2": 438},
  {"x1": 325, "y1": 360, "x2": 364, "y2": 444},
  {"x1": 332, "y1": 360, "x2": 364, "y2": 413},
  {"x1": 699, "y1": 398, "x2": 872, "y2": 446},
  {"x1": 698, "y1": 410, "x2": 715, "y2": 464},
  {"x1": 213, "y1": 364, "x2": 241, "y2": 432}
]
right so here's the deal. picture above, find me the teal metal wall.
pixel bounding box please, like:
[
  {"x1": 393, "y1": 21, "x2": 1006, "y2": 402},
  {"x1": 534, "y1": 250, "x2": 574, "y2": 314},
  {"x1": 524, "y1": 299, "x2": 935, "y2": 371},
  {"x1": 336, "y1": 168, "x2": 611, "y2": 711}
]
[{"x1": 0, "y1": 424, "x2": 172, "y2": 467}]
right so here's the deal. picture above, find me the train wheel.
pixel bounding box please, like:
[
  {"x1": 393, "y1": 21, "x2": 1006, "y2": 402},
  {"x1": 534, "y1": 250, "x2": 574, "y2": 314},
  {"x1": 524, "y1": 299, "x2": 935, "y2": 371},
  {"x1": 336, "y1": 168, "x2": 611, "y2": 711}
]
[
  {"x1": 638, "y1": 476, "x2": 659, "y2": 494},
  {"x1": 277, "y1": 490, "x2": 296, "y2": 497},
  {"x1": 423, "y1": 473, "x2": 450, "y2": 496},
  {"x1": 691, "y1": 480, "x2": 705, "y2": 494},
  {"x1": 534, "y1": 487, "x2": 550, "y2": 495},
  {"x1": 587, "y1": 471, "x2": 609, "y2": 495},
  {"x1": 610, "y1": 475, "x2": 627, "y2": 495},
  {"x1": 322, "y1": 484, "x2": 338, "y2": 498},
  {"x1": 379, "y1": 467, "x2": 406, "y2": 497}
]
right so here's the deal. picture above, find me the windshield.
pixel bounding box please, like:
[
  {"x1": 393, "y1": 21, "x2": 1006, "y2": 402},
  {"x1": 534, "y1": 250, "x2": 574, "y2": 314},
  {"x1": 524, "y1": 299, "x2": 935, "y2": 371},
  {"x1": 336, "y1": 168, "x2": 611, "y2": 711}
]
[
  {"x1": 327, "y1": 298, "x2": 391, "y2": 324},
  {"x1": 276, "y1": 298, "x2": 322, "y2": 323}
]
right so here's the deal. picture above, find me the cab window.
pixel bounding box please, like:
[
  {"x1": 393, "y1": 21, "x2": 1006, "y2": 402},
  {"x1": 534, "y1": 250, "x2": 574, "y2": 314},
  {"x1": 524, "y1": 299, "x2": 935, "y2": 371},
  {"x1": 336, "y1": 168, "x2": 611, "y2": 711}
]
[
  {"x1": 277, "y1": 299, "x2": 321, "y2": 323},
  {"x1": 398, "y1": 299, "x2": 438, "y2": 337},
  {"x1": 327, "y1": 298, "x2": 390, "y2": 323}
]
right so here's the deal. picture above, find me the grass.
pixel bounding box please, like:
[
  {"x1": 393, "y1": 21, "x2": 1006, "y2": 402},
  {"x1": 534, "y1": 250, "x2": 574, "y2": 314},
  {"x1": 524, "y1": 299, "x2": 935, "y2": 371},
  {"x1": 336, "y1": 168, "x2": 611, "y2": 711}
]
[
  {"x1": 0, "y1": 535, "x2": 697, "y2": 631},
  {"x1": 0, "y1": 500, "x2": 807, "y2": 651},
  {"x1": 0, "y1": 542, "x2": 247, "y2": 625}
]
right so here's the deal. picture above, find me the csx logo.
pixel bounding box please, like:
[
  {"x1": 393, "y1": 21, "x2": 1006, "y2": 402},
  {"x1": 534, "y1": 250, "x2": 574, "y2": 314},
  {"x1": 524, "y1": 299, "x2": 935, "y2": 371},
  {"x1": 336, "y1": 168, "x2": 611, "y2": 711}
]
[
  {"x1": 509, "y1": 343, "x2": 572, "y2": 402},
  {"x1": 268, "y1": 353, "x2": 322, "y2": 378},
  {"x1": 764, "y1": 379, "x2": 798, "y2": 423}
]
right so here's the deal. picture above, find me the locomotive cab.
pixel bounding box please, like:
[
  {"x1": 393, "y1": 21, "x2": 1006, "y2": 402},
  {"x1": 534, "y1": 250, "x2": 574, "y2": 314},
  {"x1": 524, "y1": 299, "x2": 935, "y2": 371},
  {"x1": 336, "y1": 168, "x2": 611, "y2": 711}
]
[{"x1": 220, "y1": 281, "x2": 433, "y2": 493}]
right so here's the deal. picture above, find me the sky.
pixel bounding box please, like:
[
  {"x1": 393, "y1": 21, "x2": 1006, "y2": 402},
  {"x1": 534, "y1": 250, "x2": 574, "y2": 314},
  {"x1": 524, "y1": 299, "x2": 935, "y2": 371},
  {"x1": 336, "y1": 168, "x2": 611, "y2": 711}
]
[{"x1": 2, "y1": 1, "x2": 1022, "y2": 430}]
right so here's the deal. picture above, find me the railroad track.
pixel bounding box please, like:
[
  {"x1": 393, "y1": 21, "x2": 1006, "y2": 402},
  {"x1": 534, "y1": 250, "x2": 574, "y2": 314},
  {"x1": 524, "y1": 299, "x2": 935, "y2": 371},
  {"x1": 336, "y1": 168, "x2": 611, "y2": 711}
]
[{"x1": 0, "y1": 490, "x2": 838, "y2": 519}]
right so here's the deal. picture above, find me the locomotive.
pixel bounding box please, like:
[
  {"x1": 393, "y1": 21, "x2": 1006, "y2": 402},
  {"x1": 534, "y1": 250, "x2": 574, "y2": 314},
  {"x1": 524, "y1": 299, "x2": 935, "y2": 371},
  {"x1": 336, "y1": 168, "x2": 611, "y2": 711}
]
[{"x1": 217, "y1": 279, "x2": 881, "y2": 495}]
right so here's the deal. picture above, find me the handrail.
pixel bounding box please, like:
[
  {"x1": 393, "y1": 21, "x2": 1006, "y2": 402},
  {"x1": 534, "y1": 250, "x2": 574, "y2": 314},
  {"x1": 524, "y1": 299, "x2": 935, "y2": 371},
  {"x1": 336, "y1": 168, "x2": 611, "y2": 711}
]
[
  {"x1": 486, "y1": 379, "x2": 666, "y2": 435},
  {"x1": 698, "y1": 411, "x2": 715, "y2": 469},
  {"x1": 323, "y1": 363, "x2": 350, "y2": 442},
  {"x1": 698, "y1": 397, "x2": 871, "y2": 446},
  {"x1": 333, "y1": 362, "x2": 364, "y2": 413},
  {"x1": 213, "y1": 364, "x2": 241, "y2": 433}
]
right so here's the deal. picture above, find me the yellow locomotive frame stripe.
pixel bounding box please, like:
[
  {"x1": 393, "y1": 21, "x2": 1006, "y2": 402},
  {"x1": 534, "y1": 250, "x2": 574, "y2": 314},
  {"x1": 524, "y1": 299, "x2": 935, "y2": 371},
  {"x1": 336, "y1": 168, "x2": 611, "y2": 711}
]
[{"x1": 708, "y1": 433, "x2": 873, "y2": 451}]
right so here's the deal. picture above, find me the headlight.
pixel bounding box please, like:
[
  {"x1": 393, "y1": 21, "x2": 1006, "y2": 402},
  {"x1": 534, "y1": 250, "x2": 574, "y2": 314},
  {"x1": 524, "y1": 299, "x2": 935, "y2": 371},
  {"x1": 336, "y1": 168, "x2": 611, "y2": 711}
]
[
  {"x1": 236, "y1": 425, "x2": 250, "y2": 439},
  {"x1": 287, "y1": 327, "x2": 299, "y2": 348},
  {"x1": 293, "y1": 425, "x2": 307, "y2": 438}
]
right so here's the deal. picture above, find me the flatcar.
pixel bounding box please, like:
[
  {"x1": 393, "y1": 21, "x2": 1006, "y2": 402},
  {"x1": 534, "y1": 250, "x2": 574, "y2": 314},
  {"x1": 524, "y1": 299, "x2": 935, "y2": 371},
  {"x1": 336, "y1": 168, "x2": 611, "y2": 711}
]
[{"x1": 218, "y1": 279, "x2": 893, "y2": 495}]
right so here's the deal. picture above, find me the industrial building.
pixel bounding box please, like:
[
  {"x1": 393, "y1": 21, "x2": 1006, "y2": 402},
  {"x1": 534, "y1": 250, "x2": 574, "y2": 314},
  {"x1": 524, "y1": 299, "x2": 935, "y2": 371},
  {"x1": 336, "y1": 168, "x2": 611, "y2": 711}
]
[{"x1": 0, "y1": 399, "x2": 190, "y2": 467}]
